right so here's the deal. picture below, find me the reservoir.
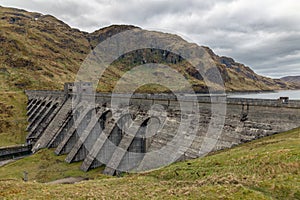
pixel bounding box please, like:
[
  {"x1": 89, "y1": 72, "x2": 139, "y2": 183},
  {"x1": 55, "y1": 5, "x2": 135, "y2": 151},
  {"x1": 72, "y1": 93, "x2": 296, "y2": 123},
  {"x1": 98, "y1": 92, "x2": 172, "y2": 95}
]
[{"x1": 228, "y1": 90, "x2": 300, "y2": 100}]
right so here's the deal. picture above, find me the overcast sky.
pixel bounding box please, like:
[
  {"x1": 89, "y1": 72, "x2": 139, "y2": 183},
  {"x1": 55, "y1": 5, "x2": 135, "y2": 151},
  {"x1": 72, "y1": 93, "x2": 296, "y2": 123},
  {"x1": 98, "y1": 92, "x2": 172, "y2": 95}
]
[{"x1": 1, "y1": 0, "x2": 299, "y2": 78}]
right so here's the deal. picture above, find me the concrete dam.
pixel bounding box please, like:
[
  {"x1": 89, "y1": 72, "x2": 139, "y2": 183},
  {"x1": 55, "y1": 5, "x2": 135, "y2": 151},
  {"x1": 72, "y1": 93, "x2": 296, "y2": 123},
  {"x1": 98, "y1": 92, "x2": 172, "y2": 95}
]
[{"x1": 25, "y1": 82, "x2": 300, "y2": 175}]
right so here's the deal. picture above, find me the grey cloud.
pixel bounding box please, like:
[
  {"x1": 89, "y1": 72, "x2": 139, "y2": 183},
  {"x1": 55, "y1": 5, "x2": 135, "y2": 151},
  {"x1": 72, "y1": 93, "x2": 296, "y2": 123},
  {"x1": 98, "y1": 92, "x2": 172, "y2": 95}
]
[{"x1": 258, "y1": 63, "x2": 300, "y2": 78}]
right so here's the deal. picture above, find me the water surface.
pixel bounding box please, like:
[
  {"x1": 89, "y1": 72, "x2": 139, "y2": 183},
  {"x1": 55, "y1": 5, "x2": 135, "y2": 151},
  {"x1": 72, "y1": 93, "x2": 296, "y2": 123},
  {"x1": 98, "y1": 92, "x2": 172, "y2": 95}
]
[{"x1": 228, "y1": 90, "x2": 300, "y2": 100}]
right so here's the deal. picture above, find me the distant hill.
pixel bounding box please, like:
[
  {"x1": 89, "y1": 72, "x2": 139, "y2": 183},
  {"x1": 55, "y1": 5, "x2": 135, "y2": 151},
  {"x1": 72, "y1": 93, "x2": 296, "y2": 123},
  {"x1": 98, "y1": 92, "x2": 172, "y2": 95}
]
[{"x1": 281, "y1": 76, "x2": 300, "y2": 88}]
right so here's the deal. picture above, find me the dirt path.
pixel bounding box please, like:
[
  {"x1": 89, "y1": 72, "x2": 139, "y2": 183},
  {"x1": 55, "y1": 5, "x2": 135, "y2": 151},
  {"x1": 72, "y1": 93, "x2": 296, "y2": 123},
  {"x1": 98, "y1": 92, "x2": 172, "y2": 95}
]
[
  {"x1": 0, "y1": 155, "x2": 28, "y2": 167},
  {"x1": 46, "y1": 177, "x2": 88, "y2": 184},
  {"x1": 0, "y1": 159, "x2": 15, "y2": 167}
]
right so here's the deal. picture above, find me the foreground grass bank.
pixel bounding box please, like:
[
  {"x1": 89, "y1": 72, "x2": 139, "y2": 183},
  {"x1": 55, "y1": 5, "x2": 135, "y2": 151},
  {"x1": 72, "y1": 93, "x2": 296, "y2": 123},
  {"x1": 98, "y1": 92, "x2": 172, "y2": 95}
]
[
  {"x1": 0, "y1": 90, "x2": 28, "y2": 147},
  {"x1": 0, "y1": 128, "x2": 299, "y2": 199}
]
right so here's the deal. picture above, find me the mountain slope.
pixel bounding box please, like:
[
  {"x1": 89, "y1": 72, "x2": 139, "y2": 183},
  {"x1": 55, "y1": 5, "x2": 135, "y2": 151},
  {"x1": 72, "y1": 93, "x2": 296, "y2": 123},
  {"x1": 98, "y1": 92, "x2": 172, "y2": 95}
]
[
  {"x1": 204, "y1": 48, "x2": 292, "y2": 91},
  {"x1": 0, "y1": 6, "x2": 293, "y2": 92},
  {"x1": 281, "y1": 76, "x2": 300, "y2": 88},
  {"x1": 0, "y1": 6, "x2": 90, "y2": 90},
  {"x1": 0, "y1": 6, "x2": 89, "y2": 144}
]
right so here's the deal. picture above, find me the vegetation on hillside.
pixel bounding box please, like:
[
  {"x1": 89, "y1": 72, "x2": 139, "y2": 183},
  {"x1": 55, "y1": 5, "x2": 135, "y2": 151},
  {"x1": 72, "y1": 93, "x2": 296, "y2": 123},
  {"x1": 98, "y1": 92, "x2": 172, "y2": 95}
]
[
  {"x1": 0, "y1": 6, "x2": 294, "y2": 94},
  {"x1": 281, "y1": 76, "x2": 300, "y2": 88},
  {"x1": 0, "y1": 128, "x2": 299, "y2": 199},
  {"x1": 0, "y1": 91, "x2": 27, "y2": 146}
]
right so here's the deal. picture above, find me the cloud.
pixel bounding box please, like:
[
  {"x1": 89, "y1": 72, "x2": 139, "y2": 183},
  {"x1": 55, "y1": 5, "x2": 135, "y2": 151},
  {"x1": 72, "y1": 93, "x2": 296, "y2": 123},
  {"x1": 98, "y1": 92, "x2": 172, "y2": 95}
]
[{"x1": 0, "y1": 0, "x2": 299, "y2": 78}]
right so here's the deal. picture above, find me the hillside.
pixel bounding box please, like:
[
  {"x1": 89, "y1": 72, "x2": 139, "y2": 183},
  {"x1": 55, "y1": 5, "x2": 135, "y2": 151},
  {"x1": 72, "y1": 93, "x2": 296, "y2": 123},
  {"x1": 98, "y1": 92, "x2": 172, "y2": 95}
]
[
  {"x1": 0, "y1": 6, "x2": 296, "y2": 146},
  {"x1": 0, "y1": 128, "x2": 299, "y2": 199},
  {"x1": 0, "y1": 6, "x2": 293, "y2": 92},
  {"x1": 281, "y1": 76, "x2": 300, "y2": 88}
]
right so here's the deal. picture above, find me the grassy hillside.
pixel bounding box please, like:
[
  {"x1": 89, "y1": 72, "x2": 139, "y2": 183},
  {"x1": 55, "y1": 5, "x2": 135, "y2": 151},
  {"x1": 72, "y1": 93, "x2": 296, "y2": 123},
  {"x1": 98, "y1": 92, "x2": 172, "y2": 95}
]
[
  {"x1": 0, "y1": 90, "x2": 27, "y2": 146},
  {"x1": 0, "y1": 149, "x2": 105, "y2": 183},
  {"x1": 281, "y1": 76, "x2": 300, "y2": 88},
  {"x1": 0, "y1": 5, "x2": 295, "y2": 94},
  {"x1": 0, "y1": 128, "x2": 299, "y2": 199},
  {"x1": 0, "y1": 6, "x2": 88, "y2": 146}
]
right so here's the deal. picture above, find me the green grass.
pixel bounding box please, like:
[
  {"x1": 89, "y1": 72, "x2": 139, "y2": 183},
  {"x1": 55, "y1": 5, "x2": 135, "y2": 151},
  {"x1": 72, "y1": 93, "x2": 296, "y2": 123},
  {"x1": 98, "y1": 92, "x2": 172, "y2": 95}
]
[
  {"x1": 0, "y1": 128, "x2": 299, "y2": 199},
  {"x1": 0, "y1": 90, "x2": 28, "y2": 147},
  {"x1": 0, "y1": 148, "x2": 106, "y2": 183}
]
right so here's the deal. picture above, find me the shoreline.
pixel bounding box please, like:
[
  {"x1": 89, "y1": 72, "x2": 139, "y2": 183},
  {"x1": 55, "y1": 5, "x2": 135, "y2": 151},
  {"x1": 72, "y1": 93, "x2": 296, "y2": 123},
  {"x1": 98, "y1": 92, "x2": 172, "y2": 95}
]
[
  {"x1": 226, "y1": 90, "x2": 275, "y2": 95},
  {"x1": 227, "y1": 89, "x2": 300, "y2": 100}
]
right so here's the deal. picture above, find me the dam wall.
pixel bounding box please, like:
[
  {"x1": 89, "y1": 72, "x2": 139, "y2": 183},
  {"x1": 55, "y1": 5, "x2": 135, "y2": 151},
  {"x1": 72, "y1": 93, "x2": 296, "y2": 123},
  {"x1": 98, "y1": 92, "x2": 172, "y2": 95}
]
[{"x1": 24, "y1": 82, "x2": 300, "y2": 175}]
